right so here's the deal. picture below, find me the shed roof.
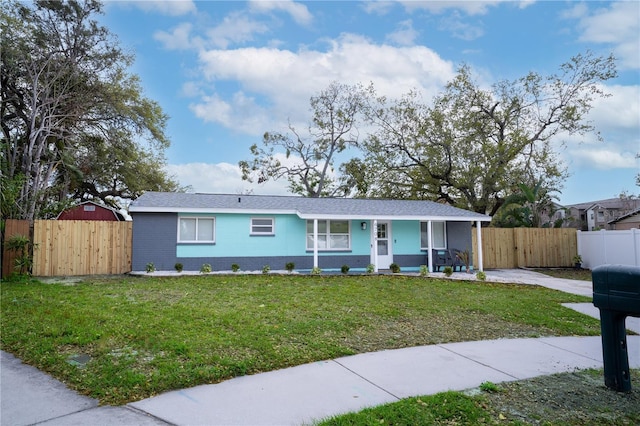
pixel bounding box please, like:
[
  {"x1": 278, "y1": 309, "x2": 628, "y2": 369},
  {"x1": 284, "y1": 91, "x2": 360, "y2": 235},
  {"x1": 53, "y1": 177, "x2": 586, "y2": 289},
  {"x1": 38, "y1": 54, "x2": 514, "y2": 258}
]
[
  {"x1": 608, "y1": 208, "x2": 640, "y2": 225},
  {"x1": 129, "y1": 192, "x2": 492, "y2": 222},
  {"x1": 56, "y1": 200, "x2": 126, "y2": 221}
]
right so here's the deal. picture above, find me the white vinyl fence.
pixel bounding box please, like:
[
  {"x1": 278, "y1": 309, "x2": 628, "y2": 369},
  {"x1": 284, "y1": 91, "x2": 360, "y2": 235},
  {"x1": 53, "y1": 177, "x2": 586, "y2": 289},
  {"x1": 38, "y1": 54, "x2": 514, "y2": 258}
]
[{"x1": 577, "y1": 229, "x2": 640, "y2": 269}]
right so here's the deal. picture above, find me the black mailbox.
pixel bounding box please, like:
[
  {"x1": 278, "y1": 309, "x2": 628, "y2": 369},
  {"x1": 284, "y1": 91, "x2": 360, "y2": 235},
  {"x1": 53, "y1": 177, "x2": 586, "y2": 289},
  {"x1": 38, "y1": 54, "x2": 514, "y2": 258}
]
[{"x1": 592, "y1": 264, "x2": 640, "y2": 392}]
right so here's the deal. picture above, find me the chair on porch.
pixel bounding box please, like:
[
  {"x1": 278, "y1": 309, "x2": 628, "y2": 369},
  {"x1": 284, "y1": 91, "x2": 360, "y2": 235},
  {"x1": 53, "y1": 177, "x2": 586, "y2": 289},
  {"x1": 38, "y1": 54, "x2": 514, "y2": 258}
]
[
  {"x1": 432, "y1": 249, "x2": 450, "y2": 271},
  {"x1": 448, "y1": 248, "x2": 464, "y2": 272}
]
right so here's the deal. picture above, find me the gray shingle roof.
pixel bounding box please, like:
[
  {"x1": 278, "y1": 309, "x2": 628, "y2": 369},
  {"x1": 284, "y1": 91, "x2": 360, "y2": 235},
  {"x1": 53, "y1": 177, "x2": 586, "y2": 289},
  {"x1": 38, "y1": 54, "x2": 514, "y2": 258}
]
[{"x1": 129, "y1": 192, "x2": 491, "y2": 221}]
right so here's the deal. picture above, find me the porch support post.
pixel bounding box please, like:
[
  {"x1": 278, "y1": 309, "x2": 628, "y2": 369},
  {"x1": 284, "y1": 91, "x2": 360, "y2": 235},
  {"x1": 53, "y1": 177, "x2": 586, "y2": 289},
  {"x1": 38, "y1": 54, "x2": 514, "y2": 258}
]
[
  {"x1": 313, "y1": 219, "x2": 319, "y2": 268},
  {"x1": 427, "y1": 220, "x2": 433, "y2": 273},
  {"x1": 476, "y1": 220, "x2": 484, "y2": 272},
  {"x1": 373, "y1": 219, "x2": 379, "y2": 273}
]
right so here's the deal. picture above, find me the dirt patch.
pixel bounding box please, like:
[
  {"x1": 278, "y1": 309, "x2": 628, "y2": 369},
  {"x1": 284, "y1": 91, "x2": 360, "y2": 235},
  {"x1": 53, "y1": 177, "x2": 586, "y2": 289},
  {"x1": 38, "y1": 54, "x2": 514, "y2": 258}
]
[
  {"x1": 532, "y1": 268, "x2": 592, "y2": 281},
  {"x1": 482, "y1": 369, "x2": 640, "y2": 424}
]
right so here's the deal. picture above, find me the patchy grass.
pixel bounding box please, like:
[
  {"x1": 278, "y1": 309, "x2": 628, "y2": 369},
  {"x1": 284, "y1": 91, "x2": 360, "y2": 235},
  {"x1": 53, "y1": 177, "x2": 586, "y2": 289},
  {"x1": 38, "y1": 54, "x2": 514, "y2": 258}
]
[
  {"x1": 318, "y1": 392, "x2": 493, "y2": 425},
  {"x1": 1, "y1": 274, "x2": 597, "y2": 405},
  {"x1": 318, "y1": 369, "x2": 640, "y2": 425},
  {"x1": 533, "y1": 268, "x2": 592, "y2": 281}
]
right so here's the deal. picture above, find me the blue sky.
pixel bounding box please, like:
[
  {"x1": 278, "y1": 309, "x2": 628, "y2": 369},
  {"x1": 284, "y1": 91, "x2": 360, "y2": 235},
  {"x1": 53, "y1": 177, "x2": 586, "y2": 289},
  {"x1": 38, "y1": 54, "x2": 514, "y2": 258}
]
[{"x1": 100, "y1": 1, "x2": 640, "y2": 206}]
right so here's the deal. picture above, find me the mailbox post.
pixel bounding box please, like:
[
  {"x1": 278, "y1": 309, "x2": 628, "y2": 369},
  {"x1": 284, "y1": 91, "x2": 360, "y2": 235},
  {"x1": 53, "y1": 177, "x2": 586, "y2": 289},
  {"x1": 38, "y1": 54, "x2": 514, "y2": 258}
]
[{"x1": 592, "y1": 264, "x2": 640, "y2": 392}]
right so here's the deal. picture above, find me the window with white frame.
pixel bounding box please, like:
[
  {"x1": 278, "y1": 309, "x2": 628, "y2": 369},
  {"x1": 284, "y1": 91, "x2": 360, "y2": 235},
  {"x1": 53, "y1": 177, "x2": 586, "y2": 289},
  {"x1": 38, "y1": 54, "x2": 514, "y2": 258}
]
[
  {"x1": 306, "y1": 220, "x2": 350, "y2": 250},
  {"x1": 251, "y1": 217, "x2": 274, "y2": 235},
  {"x1": 178, "y1": 217, "x2": 215, "y2": 242},
  {"x1": 420, "y1": 221, "x2": 446, "y2": 249}
]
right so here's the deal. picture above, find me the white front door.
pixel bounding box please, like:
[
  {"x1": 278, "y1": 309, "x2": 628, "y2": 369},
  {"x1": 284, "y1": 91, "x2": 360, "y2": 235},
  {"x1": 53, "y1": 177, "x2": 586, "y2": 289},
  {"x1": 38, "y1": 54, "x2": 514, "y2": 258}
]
[{"x1": 376, "y1": 222, "x2": 393, "y2": 269}]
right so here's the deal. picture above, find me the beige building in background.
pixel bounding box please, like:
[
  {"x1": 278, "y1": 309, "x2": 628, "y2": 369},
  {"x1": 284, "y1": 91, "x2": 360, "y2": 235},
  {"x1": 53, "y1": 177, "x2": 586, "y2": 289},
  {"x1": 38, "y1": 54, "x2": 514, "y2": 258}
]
[
  {"x1": 565, "y1": 198, "x2": 640, "y2": 231},
  {"x1": 608, "y1": 209, "x2": 640, "y2": 230}
]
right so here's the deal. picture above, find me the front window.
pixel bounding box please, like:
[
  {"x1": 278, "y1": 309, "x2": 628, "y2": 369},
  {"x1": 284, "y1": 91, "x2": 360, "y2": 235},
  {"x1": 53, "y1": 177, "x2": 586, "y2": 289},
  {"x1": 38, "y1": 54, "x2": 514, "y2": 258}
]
[
  {"x1": 178, "y1": 217, "x2": 215, "y2": 242},
  {"x1": 251, "y1": 217, "x2": 275, "y2": 235},
  {"x1": 420, "y1": 221, "x2": 446, "y2": 249},
  {"x1": 306, "y1": 220, "x2": 350, "y2": 250}
]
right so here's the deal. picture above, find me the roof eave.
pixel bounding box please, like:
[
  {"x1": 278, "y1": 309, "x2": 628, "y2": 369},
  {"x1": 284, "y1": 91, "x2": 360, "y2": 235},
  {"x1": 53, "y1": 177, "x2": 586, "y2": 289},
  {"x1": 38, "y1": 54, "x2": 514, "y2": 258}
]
[
  {"x1": 296, "y1": 213, "x2": 491, "y2": 221},
  {"x1": 129, "y1": 207, "x2": 490, "y2": 221}
]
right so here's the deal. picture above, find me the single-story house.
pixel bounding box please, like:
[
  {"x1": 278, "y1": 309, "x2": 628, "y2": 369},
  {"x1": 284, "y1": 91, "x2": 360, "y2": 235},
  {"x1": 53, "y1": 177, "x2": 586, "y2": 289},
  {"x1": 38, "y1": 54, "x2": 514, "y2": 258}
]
[
  {"x1": 128, "y1": 192, "x2": 491, "y2": 273},
  {"x1": 56, "y1": 200, "x2": 126, "y2": 221}
]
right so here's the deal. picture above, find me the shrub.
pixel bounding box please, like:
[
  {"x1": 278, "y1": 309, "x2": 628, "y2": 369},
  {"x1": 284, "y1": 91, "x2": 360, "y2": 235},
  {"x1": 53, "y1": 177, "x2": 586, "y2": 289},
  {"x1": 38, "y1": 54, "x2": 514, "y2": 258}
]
[
  {"x1": 174, "y1": 263, "x2": 183, "y2": 272},
  {"x1": 389, "y1": 263, "x2": 401, "y2": 273},
  {"x1": 480, "y1": 381, "x2": 501, "y2": 393},
  {"x1": 200, "y1": 263, "x2": 212, "y2": 273},
  {"x1": 231, "y1": 263, "x2": 240, "y2": 272},
  {"x1": 311, "y1": 266, "x2": 322, "y2": 275},
  {"x1": 443, "y1": 266, "x2": 453, "y2": 277},
  {"x1": 419, "y1": 265, "x2": 429, "y2": 277},
  {"x1": 476, "y1": 271, "x2": 487, "y2": 281},
  {"x1": 285, "y1": 262, "x2": 295, "y2": 273},
  {"x1": 366, "y1": 264, "x2": 375, "y2": 274},
  {"x1": 6, "y1": 234, "x2": 36, "y2": 275},
  {"x1": 341, "y1": 264, "x2": 350, "y2": 274},
  {"x1": 146, "y1": 262, "x2": 156, "y2": 273},
  {"x1": 455, "y1": 249, "x2": 472, "y2": 273},
  {"x1": 262, "y1": 265, "x2": 271, "y2": 274}
]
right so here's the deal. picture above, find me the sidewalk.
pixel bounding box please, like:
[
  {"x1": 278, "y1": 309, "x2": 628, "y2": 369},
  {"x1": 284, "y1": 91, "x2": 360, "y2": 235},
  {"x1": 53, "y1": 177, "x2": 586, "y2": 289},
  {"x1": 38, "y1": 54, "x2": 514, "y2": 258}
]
[{"x1": 2, "y1": 270, "x2": 639, "y2": 426}]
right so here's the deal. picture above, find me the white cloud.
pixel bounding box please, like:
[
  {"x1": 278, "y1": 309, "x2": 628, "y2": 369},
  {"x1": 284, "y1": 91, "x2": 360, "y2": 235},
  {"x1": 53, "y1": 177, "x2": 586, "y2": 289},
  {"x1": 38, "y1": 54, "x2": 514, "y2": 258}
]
[
  {"x1": 154, "y1": 22, "x2": 202, "y2": 50},
  {"x1": 590, "y1": 84, "x2": 640, "y2": 134},
  {"x1": 559, "y1": 84, "x2": 639, "y2": 171},
  {"x1": 567, "y1": 148, "x2": 636, "y2": 170},
  {"x1": 249, "y1": 0, "x2": 313, "y2": 26},
  {"x1": 180, "y1": 81, "x2": 202, "y2": 98},
  {"x1": 167, "y1": 160, "x2": 293, "y2": 196},
  {"x1": 132, "y1": 0, "x2": 196, "y2": 16},
  {"x1": 190, "y1": 92, "x2": 271, "y2": 135},
  {"x1": 438, "y1": 11, "x2": 484, "y2": 41},
  {"x1": 154, "y1": 11, "x2": 273, "y2": 51},
  {"x1": 569, "y1": 2, "x2": 640, "y2": 70},
  {"x1": 398, "y1": 0, "x2": 504, "y2": 15},
  {"x1": 361, "y1": 1, "x2": 396, "y2": 15},
  {"x1": 193, "y1": 34, "x2": 454, "y2": 133},
  {"x1": 386, "y1": 20, "x2": 419, "y2": 46},
  {"x1": 206, "y1": 11, "x2": 271, "y2": 49}
]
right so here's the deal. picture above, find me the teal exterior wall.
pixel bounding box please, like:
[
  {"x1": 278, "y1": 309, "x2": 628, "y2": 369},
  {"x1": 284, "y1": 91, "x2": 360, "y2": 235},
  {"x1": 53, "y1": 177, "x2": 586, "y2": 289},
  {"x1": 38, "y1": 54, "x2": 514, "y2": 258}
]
[
  {"x1": 175, "y1": 215, "x2": 461, "y2": 259},
  {"x1": 132, "y1": 212, "x2": 473, "y2": 272},
  {"x1": 391, "y1": 220, "x2": 421, "y2": 255},
  {"x1": 177, "y1": 213, "x2": 306, "y2": 258},
  {"x1": 177, "y1": 214, "x2": 373, "y2": 258}
]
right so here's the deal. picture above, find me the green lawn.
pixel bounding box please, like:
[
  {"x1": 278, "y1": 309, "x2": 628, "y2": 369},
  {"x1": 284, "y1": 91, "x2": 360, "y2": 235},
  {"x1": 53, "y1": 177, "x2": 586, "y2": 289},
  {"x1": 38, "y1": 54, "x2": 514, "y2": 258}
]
[
  {"x1": 317, "y1": 369, "x2": 640, "y2": 425},
  {"x1": 1, "y1": 274, "x2": 597, "y2": 405}
]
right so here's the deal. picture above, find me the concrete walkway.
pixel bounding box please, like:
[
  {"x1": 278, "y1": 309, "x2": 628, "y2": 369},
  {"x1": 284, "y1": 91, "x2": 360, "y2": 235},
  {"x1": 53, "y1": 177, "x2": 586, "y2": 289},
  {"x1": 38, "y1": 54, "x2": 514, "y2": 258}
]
[{"x1": 2, "y1": 270, "x2": 639, "y2": 426}]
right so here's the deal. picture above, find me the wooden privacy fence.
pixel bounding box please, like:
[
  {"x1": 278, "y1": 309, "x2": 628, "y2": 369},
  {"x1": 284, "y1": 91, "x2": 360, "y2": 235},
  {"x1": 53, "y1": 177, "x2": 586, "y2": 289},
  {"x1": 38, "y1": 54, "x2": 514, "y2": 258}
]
[
  {"x1": 472, "y1": 227, "x2": 578, "y2": 269},
  {"x1": 32, "y1": 220, "x2": 132, "y2": 276}
]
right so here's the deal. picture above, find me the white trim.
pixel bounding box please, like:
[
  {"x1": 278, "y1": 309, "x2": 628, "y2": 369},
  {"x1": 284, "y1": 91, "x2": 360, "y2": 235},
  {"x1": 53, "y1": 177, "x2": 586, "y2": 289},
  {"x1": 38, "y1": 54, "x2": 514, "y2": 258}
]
[
  {"x1": 372, "y1": 220, "x2": 379, "y2": 272},
  {"x1": 427, "y1": 221, "x2": 433, "y2": 272},
  {"x1": 306, "y1": 219, "x2": 351, "y2": 251},
  {"x1": 420, "y1": 221, "x2": 447, "y2": 250},
  {"x1": 313, "y1": 219, "x2": 318, "y2": 268},
  {"x1": 476, "y1": 221, "x2": 484, "y2": 272},
  {"x1": 129, "y1": 206, "x2": 491, "y2": 222},
  {"x1": 177, "y1": 216, "x2": 216, "y2": 243},
  {"x1": 250, "y1": 217, "x2": 275, "y2": 235},
  {"x1": 131, "y1": 206, "x2": 298, "y2": 215},
  {"x1": 375, "y1": 221, "x2": 393, "y2": 269},
  {"x1": 297, "y1": 213, "x2": 491, "y2": 222}
]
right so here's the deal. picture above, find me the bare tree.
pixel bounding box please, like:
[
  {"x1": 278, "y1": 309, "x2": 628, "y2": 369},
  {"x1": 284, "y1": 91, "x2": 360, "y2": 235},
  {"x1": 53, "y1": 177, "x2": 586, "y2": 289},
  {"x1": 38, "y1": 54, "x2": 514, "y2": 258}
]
[{"x1": 239, "y1": 81, "x2": 372, "y2": 197}]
